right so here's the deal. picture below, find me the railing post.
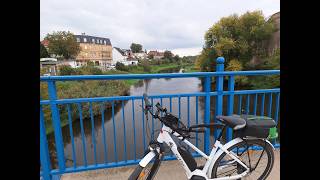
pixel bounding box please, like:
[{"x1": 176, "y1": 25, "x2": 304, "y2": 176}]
[
  {"x1": 40, "y1": 105, "x2": 52, "y2": 180},
  {"x1": 215, "y1": 57, "x2": 225, "y2": 139},
  {"x1": 226, "y1": 76, "x2": 234, "y2": 142},
  {"x1": 204, "y1": 75, "x2": 211, "y2": 155},
  {"x1": 47, "y1": 81, "x2": 66, "y2": 172}
]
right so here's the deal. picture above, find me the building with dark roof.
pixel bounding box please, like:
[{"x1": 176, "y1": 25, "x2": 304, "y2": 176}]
[{"x1": 74, "y1": 33, "x2": 113, "y2": 70}]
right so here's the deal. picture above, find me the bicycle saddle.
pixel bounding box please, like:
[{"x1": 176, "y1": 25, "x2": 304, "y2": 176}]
[{"x1": 216, "y1": 115, "x2": 246, "y2": 130}]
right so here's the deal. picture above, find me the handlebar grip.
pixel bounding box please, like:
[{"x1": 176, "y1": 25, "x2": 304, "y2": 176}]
[{"x1": 143, "y1": 93, "x2": 151, "y2": 107}]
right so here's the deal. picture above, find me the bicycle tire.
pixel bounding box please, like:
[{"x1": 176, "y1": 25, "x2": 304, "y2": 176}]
[
  {"x1": 211, "y1": 139, "x2": 274, "y2": 180},
  {"x1": 128, "y1": 153, "x2": 163, "y2": 180}
]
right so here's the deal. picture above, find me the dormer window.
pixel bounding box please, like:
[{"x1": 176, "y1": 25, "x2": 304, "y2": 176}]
[{"x1": 83, "y1": 38, "x2": 87, "y2": 42}]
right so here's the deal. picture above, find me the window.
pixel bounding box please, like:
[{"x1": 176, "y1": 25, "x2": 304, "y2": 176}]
[
  {"x1": 104, "y1": 40, "x2": 106, "y2": 44},
  {"x1": 83, "y1": 38, "x2": 87, "y2": 42},
  {"x1": 76, "y1": 38, "x2": 80, "y2": 42},
  {"x1": 92, "y1": 38, "x2": 95, "y2": 43}
]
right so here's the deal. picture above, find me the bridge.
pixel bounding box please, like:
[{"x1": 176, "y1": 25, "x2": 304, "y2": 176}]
[{"x1": 40, "y1": 57, "x2": 280, "y2": 180}]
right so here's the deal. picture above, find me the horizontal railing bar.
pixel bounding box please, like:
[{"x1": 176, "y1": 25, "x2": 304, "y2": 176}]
[
  {"x1": 49, "y1": 153, "x2": 202, "y2": 175},
  {"x1": 40, "y1": 92, "x2": 207, "y2": 104},
  {"x1": 40, "y1": 70, "x2": 280, "y2": 81},
  {"x1": 40, "y1": 89, "x2": 279, "y2": 104},
  {"x1": 223, "y1": 89, "x2": 280, "y2": 95}
]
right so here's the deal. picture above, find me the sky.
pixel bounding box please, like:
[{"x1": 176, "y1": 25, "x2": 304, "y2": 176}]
[{"x1": 40, "y1": 0, "x2": 280, "y2": 57}]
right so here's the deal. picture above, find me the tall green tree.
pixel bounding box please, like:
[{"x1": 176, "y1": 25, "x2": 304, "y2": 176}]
[
  {"x1": 45, "y1": 31, "x2": 80, "y2": 60},
  {"x1": 197, "y1": 11, "x2": 276, "y2": 71},
  {"x1": 40, "y1": 42, "x2": 49, "y2": 58},
  {"x1": 130, "y1": 43, "x2": 143, "y2": 53},
  {"x1": 163, "y1": 50, "x2": 173, "y2": 59}
]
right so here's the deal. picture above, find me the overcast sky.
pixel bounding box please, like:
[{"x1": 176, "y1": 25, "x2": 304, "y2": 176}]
[{"x1": 40, "y1": 0, "x2": 280, "y2": 56}]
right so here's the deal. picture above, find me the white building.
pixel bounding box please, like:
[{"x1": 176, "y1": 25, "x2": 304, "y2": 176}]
[
  {"x1": 112, "y1": 47, "x2": 138, "y2": 66},
  {"x1": 133, "y1": 52, "x2": 147, "y2": 59},
  {"x1": 112, "y1": 47, "x2": 127, "y2": 65}
]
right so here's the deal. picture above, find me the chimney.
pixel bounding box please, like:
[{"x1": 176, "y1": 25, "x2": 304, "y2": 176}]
[{"x1": 81, "y1": 32, "x2": 86, "y2": 35}]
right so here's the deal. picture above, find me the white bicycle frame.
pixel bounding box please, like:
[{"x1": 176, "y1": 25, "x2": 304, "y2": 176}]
[{"x1": 138, "y1": 124, "x2": 274, "y2": 180}]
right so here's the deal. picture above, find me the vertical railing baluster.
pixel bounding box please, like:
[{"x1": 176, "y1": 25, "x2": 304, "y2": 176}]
[
  {"x1": 142, "y1": 99, "x2": 146, "y2": 151},
  {"x1": 66, "y1": 104, "x2": 76, "y2": 168},
  {"x1": 151, "y1": 98, "x2": 154, "y2": 139},
  {"x1": 122, "y1": 101, "x2": 127, "y2": 161},
  {"x1": 275, "y1": 93, "x2": 280, "y2": 124},
  {"x1": 169, "y1": 97, "x2": 172, "y2": 112},
  {"x1": 238, "y1": 95, "x2": 242, "y2": 114},
  {"x1": 227, "y1": 76, "x2": 235, "y2": 142},
  {"x1": 195, "y1": 96, "x2": 199, "y2": 148},
  {"x1": 131, "y1": 99, "x2": 137, "y2": 161},
  {"x1": 215, "y1": 57, "x2": 225, "y2": 139},
  {"x1": 246, "y1": 95, "x2": 250, "y2": 115},
  {"x1": 187, "y1": 96, "x2": 190, "y2": 128},
  {"x1": 268, "y1": 93, "x2": 273, "y2": 117},
  {"x1": 160, "y1": 98, "x2": 163, "y2": 123},
  {"x1": 261, "y1": 93, "x2": 265, "y2": 116},
  {"x1": 47, "y1": 81, "x2": 65, "y2": 171},
  {"x1": 100, "y1": 102, "x2": 108, "y2": 164},
  {"x1": 187, "y1": 96, "x2": 190, "y2": 151},
  {"x1": 253, "y1": 94, "x2": 258, "y2": 116},
  {"x1": 178, "y1": 96, "x2": 181, "y2": 127},
  {"x1": 77, "y1": 103, "x2": 87, "y2": 167},
  {"x1": 204, "y1": 75, "x2": 211, "y2": 155},
  {"x1": 89, "y1": 102, "x2": 97, "y2": 165},
  {"x1": 40, "y1": 105, "x2": 52, "y2": 180},
  {"x1": 111, "y1": 101, "x2": 118, "y2": 162}
]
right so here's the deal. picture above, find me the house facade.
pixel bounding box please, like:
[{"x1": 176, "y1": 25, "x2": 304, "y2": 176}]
[
  {"x1": 74, "y1": 33, "x2": 113, "y2": 70},
  {"x1": 148, "y1": 50, "x2": 164, "y2": 59},
  {"x1": 133, "y1": 52, "x2": 147, "y2": 59},
  {"x1": 112, "y1": 47, "x2": 138, "y2": 66},
  {"x1": 40, "y1": 58, "x2": 78, "y2": 76}
]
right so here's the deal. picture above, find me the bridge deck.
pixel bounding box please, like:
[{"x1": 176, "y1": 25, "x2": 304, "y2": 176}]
[{"x1": 61, "y1": 149, "x2": 279, "y2": 180}]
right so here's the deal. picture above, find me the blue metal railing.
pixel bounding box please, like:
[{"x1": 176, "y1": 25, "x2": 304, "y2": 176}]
[{"x1": 40, "y1": 57, "x2": 280, "y2": 180}]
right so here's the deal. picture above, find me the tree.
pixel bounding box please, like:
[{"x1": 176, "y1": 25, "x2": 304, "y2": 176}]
[
  {"x1": 40, "y1": 42, "x2": 49, "y2": 58},
  {"x1": 164, "y1": 50, "x2": 173, "y2": 59},
  {"x1": 199, "y1": 11, "x2": 276, "y2": 71},
  {"x1": 173, "y1": 55, "x2": 180, "y2": 62},
  {"x1": 115, "y1": 62, "x2": 128, "y2": 71},
  {"x1": 45, "y1": 31, "x2": 80, "y2": 60},
  {"x1": 130, "y1": 43, "x2": 143, "y2": 53},
  {"x1": 148, "y1": 54, "x2": 154, "y2": 59},
  {"x1": 225, "y1": 59, "x2": 248, "y2": 85}
]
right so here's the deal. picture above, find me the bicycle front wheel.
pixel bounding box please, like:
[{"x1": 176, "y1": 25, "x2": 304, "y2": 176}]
[
  {"x1": 128, "y1": 153, "x2": 162, "y2": 180},
  {"x1": 211, "y1": 139, "x2": 275, "y2": 180}
]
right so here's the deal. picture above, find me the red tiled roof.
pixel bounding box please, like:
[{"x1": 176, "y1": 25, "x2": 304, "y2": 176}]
[{"x1": 41, "y1": 39, "x2": 49, "y2": 46}]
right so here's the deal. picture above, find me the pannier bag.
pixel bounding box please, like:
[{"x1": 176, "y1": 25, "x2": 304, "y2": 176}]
[{"x1": 233, "y1": 115, "x2": 278, "y2": 139}]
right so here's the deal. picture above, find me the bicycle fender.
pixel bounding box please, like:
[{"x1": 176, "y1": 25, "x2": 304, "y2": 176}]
[
  {"x1": 207, "y1": 137, "x2": 244, "y2": 177},
  {"x1": 139, "y1": 151, "x2": 156, "y2": 167}
]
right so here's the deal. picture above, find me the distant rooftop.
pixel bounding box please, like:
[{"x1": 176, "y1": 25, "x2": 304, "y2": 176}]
[{"x1": 75, "y1": 33, "x2": 112, "y2": 45}]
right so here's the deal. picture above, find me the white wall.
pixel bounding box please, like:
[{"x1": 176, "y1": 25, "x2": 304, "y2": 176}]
[{"x1": 112, "y1": 48, "x2": 127, "y2": 65}]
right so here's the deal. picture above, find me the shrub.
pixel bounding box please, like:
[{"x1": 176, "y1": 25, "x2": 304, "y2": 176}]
[
  {"x1": 58, "y1": 65, "x2": 76, "y2": 75},
  {"x1": 116, "y1": 62, "x2": 129, "y2": 71}
]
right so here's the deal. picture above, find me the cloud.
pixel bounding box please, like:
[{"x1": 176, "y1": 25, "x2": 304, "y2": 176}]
[{"x1": 40, "y1": 0, "x2": 280, "y2": 55}]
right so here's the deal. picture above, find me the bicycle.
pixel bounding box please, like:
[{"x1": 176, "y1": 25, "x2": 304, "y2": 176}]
[{"x1": 128, "y1": 93, "x2": 277, "y2": 180}]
